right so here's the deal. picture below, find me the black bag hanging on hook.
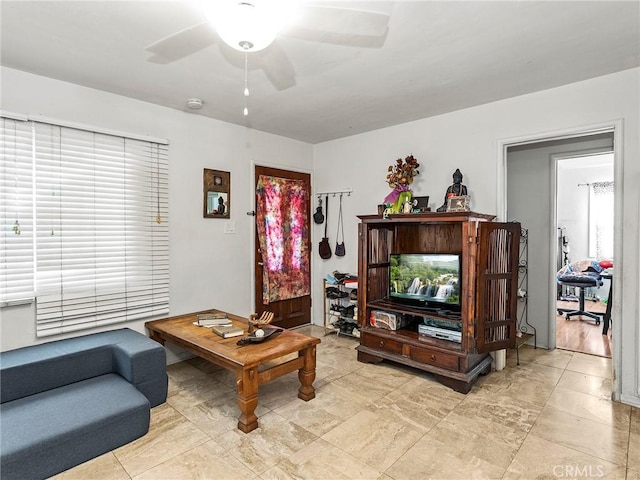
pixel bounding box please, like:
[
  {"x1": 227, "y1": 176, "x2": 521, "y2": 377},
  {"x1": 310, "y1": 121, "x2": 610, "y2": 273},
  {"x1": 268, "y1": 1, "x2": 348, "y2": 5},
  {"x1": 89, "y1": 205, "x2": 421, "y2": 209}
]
[
  {"x1": 318, "y1": 195, "x2": 332, "y2": 259},
  {"x1": 335, "y1": 194, "x2": 345, "y2": 257},
  {"x1": 313, "y1": 196, "x2": 324, "y2": 224}
]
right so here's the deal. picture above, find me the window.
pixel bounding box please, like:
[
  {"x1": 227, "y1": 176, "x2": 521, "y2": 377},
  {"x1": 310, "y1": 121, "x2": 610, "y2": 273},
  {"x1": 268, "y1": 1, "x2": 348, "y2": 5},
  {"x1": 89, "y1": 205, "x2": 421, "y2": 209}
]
[
  {"x1": 0, "y1": 116, "x2": 34, "y2": 306},
  {"x1": 1, "y1": 115, "x2": 169, "y2": 336},
  {"x1": 588, "y1": 181, "x2": 614, "y2": 260}
]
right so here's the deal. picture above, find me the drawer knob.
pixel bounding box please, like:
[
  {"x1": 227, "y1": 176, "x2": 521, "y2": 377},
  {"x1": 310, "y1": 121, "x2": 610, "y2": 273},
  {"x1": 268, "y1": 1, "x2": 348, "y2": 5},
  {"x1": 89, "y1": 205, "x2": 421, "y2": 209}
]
[
  {"x1": 379, "y1": 341, "x2": 384, "y2": 347},
  {"x1": 430, "y1": 355, "x2": 436, "y2": 362}
]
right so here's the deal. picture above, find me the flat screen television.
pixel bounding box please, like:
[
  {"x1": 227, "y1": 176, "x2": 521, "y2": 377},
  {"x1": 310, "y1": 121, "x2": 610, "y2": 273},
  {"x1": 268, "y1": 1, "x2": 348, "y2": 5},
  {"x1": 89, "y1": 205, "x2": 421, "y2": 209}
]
[{"x1": 389, "y1": 253, "x2": 461, "y2": 311}]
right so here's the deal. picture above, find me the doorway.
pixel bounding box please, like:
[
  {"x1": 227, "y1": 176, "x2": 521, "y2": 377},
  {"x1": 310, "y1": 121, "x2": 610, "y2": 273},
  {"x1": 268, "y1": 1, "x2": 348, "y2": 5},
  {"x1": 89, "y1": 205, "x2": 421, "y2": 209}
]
[
  {"x1": 505, "y1": 131, "x2": 616, "y2": 346},
  {"x1": 555, "y1": 152, "x2": 614, "y2": 357},
  {"x1": 254, "y1": 165, "x2": 312, "y2": 329}
]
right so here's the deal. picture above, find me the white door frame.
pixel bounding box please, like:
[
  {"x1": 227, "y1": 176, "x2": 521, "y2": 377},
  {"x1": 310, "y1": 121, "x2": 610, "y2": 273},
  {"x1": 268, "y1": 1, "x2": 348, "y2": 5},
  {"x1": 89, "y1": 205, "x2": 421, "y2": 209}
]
[{"x1": 497, "y1": 119, "x2": 624, "y2": 401}]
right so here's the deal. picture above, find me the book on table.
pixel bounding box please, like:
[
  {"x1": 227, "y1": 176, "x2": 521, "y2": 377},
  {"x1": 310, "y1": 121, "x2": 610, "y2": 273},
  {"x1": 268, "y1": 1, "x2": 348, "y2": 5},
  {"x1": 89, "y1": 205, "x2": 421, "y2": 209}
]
[
  {"x1": 197, "y1": 313, "x2": 231, "y2": 327},
  {"x1": 212, "y1": 325, "x2": 244, "y2": 338}
]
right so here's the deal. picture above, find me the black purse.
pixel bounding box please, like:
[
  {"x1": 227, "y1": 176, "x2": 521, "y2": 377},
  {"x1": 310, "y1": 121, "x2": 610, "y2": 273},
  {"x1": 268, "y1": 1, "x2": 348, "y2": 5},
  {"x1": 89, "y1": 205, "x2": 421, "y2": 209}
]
[
  {"x1": 335, "y1": 194, "x2": 345, "y2": 257},
  {"x1": 319, "y1": 195, "x2": 332, "y2": 259}
]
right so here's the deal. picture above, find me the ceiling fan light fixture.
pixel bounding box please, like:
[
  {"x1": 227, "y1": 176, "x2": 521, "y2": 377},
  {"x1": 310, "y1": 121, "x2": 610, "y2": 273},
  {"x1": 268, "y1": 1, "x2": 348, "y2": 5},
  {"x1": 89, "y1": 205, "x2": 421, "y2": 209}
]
[{"x1": 202, "y1": 0, "x2": 298, "y2": 52}]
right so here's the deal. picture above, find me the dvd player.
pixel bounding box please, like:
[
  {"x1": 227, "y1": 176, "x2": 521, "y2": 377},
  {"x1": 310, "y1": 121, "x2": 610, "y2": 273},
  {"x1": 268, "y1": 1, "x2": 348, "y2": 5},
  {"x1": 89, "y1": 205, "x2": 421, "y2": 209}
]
[{"x1": 418, "y1": 324, "x2": 462, "y2": 343}]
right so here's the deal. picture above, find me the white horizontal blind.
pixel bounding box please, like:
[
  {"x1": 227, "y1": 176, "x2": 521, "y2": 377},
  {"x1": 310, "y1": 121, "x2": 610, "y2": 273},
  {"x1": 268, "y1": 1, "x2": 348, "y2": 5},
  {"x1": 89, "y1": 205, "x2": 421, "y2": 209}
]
[
  {"x1": 0, "y1": 117, "x2": 35, "y2": 305},
  {"x1": 34, "y1": 122, "x2": 169, "y2": 337}
]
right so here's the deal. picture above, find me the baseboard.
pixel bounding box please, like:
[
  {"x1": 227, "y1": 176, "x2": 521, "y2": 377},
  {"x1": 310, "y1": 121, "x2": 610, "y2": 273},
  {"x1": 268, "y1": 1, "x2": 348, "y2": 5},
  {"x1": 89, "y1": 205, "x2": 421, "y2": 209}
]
[{"x1": 620, "y1": 393, "x2": 640, "y2": 408}]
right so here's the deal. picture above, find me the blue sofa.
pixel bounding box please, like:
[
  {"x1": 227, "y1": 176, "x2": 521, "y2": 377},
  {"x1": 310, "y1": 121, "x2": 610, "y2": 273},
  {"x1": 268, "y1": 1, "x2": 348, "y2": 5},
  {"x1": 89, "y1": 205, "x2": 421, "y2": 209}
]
[{"x1": 0, "y1": 328, "x2": 168, "y2": 480}]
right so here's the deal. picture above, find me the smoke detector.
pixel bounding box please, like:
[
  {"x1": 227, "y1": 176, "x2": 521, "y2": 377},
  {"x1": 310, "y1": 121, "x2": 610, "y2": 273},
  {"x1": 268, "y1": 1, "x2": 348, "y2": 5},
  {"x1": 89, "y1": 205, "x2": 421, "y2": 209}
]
[{"x1": 186, "y1": 98, "x2": 203, "y2": 110}]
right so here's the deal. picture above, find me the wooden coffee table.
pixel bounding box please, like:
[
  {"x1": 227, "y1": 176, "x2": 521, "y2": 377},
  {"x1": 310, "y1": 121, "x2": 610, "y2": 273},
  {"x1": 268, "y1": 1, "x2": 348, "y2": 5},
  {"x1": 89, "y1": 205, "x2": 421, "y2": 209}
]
[{"x1": 145, "y1": 310, "x2": 320, "y2": 433}]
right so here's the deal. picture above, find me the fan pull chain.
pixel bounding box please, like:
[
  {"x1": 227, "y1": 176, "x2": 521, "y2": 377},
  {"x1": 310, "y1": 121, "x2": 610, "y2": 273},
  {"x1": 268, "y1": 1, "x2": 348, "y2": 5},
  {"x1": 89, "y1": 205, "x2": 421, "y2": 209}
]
[{"x1": 243, "y1": 49, "x2": 249, "y2": 116}]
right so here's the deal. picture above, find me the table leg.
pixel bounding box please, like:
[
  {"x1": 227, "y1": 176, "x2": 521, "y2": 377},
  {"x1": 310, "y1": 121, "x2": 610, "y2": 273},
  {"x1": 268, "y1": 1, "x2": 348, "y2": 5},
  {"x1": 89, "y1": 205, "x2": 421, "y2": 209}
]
[
  {"x1": 602, "y1": 281, "x2": 613, "y2": 335},
  {"x1": 236, "y1": 367, "x2": 259, "y2": 433},
  {"x1": 298, "y1": 345, "x2": 316, "y2": 401}
]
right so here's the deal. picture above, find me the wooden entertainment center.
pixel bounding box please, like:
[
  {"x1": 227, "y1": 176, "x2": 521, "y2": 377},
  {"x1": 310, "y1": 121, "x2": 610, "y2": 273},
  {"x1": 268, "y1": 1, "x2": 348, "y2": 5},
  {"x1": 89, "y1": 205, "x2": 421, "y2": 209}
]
[{"x1": 356, "y1": 211, "x2": 520, "y2": 393}]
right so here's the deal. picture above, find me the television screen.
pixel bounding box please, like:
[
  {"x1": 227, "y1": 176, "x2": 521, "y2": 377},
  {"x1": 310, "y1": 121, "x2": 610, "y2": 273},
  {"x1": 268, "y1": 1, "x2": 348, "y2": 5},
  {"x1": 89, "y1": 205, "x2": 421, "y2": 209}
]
[{"x1": 389, "y1": 253, "x2": 461, "y2": 309}]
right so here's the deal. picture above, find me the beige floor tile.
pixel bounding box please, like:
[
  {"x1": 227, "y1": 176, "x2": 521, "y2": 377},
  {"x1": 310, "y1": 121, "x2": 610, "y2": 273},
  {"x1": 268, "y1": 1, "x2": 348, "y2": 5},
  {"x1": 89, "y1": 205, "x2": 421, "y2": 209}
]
[
  {"x1": 331, "y1": 367, "x2": 401, "y2": 402},
  {"x1": 166, "y1": 360, "x2": 209, "y2": 384},
  {"x1": 166, "y1": 374, "x2": 233, "y2": 412},
  {"x1": 545, "y1": 387, "x2": 631, "y2": 428},
  {"x1": 385, "y1": 422, "x2": 507, "y2": 479},
  {"x1": 257, "y1": 373, "x2": 327, "y2": 411},
  {"x1": 556, "y1": 369, "x2": 614, "y2": 399},
  {"x1": 366, "y1": 375, "x2": 464, "y2": 433},
  {"x1": 113, "y1": 403, "x2": 210, "y2": 477},
  {"x1": 261, "y1": 438, "x2": 383, "y2": 480},
  {"x1": 503, "y1": 433, "x2": 625, "y2": 479},
  {"x1": 506, "y1": 345, "x2": 573, "y2": 370},
  {"x1": 628, "y1": 468, "x2": 640, "y2": 480},
  {"x1": 441, "y1": 410, "x2": 528, "y2": 455},
  {"x1": 452, "y1": 393, "x2": 542, "y2": 435},
  {"x1": 567, "y1": 352, "x2": 613, "y2": 378},
  {"x1": 51, "y1": 452, "x2": 130, "y2": 480},
  {"x1": 353, "y1": 361, "x2": 418, "y2": 389},
  {"x1": 629, "y1": 408, "x2": 640, "y2": 472},
  {"x1": 321, "y1": 409, "x2": 424, "y2": 471},
  {"x1": 179, "y1": 389, "x2": 271, "y2": 438},
  {"x1": 217, "y1": 411, "x2": 318, "y2": 474},
  {"x1": 472, "y1": 364, "x2": 560, "y2": 407},
  {"x1": 531, "y1": 405, "x2": 629, "y2": 466},
  {"x1": 133, "y1": 440, "x2": 257, "y2": 480},
  {"x1": 273, "y1": 381, "x2": 372, "y2": 436}
]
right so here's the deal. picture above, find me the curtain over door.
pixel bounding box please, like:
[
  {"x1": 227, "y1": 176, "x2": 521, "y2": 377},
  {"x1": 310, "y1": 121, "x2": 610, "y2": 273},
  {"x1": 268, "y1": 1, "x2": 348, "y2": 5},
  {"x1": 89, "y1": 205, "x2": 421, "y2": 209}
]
[{"x1": 254, "y1": 166, "x2": 311, "y2": 329}]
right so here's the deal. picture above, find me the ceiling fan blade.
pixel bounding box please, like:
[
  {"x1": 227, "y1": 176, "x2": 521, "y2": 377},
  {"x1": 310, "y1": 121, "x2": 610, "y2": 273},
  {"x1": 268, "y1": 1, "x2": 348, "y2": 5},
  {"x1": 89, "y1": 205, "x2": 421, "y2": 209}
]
[
  {"x1": 295, "y1": 4, "x2": 390, "y2": 37},
  {"x1": 146, "y1": 22, "x2": 217, "y2": 63},
  {"x1": 255, "y1": 41, "x2": 296, "y2": 91},
  {"x1": 284, "y1": 26, "x2": 388, "y2": 49}
]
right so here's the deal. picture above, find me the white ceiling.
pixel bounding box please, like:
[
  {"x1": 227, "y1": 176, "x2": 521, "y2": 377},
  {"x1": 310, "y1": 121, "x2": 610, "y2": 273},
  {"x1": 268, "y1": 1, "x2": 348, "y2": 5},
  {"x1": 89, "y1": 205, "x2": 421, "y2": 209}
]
[{"x1": 2, "y1": 1, "x2": 639, "y2": 144}]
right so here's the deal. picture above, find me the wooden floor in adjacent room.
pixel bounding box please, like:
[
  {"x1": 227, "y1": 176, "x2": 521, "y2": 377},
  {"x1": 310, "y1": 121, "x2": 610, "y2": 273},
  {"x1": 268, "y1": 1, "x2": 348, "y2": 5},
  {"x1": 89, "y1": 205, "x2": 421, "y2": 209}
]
[{"x1": 556, "y1": 299, "x2": 611, "y2": 358}]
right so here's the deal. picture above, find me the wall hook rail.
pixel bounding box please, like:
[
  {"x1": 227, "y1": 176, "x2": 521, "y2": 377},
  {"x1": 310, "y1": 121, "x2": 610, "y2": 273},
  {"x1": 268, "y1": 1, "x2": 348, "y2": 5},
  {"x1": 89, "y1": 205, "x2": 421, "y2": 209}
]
[{"x1": 316, "y1": 188, "x2": 353, "y2": 197}]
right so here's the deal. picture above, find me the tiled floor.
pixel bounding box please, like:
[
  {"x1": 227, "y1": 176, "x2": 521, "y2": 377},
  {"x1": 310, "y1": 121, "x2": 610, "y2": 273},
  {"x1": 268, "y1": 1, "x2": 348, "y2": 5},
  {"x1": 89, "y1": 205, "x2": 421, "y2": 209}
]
[{"x1": 55, "y1": 325, "x2": 639, "y2": 480}]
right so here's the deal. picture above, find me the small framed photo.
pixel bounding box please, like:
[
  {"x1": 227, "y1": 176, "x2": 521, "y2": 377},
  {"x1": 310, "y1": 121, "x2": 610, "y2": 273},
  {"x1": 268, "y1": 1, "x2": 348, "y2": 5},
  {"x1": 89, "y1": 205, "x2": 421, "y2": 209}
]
[
  {"x1": 411, "y1": 196, "x2": 430, "y2": 213},
  {"x1": 203, "y1": 169, "x2": 230, "y2": 219},
  {"x1": 447, "y1": 195, "x2": 470, "y2": 212}
]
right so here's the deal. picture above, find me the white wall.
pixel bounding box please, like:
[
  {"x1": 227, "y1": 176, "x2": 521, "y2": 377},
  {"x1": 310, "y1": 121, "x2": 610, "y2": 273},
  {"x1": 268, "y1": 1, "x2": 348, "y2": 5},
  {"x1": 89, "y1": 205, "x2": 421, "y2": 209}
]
[
  {"x1": 0, "y1": 67, "x2": 313, "y2": 362},
  {"x1": 313, "y1": 68, "x2": 640, "y2": 406}
]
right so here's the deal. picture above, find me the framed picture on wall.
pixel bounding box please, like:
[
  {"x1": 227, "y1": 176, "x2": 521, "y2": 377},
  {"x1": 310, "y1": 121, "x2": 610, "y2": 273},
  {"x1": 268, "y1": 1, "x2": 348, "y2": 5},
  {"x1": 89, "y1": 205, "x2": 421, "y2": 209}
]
[{"x1": 203, "y1": 169, "x2": 230, "y2": 219}]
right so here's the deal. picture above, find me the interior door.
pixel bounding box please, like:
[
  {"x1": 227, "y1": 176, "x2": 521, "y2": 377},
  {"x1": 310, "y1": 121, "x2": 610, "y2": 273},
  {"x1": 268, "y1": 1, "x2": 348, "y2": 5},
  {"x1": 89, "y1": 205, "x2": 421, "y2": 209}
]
[
  {"x1": 254, "y1": 166, "x2": 311, "y2": 329},
  {"x1": 476, "y1": 222, "x2": 520, "y2": 353}
]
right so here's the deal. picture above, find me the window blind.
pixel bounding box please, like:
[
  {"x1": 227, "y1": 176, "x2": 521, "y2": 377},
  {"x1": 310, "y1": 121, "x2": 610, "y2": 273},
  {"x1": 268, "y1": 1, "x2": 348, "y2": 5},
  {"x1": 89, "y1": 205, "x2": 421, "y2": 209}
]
[
  {"x1": 33, "y1": 122, "x2": 169, "y2": 336},
  {"x1": 0, "y1": 117, "x2": 35, "y2": 306}
]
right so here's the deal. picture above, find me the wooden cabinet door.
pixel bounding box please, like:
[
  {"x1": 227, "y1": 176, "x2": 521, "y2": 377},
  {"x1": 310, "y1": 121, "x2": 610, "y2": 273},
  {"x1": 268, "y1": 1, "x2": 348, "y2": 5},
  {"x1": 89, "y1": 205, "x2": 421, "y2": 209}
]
[{"x1": 475, "y1": 222, "x2": 520, "y2": 353}]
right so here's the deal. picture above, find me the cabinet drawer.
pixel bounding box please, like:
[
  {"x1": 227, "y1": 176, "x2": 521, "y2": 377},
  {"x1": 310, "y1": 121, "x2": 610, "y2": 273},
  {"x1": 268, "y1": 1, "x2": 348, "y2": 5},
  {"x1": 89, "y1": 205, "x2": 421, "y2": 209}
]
[
  {"x1": 361, "y1": 333, "x2": 403, "y2": 355},
  {"x1": 410, "y1": 346, "x2": 459, "y2": 371}
]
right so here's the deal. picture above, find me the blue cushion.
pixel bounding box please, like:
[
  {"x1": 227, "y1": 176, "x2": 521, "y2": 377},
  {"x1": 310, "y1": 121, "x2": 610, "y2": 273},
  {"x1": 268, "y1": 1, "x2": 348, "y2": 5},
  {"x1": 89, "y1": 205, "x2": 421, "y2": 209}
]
[
  {"x1": 0, "y1": 374, "x2": 150, "y2": 480},
  {"x1": 0, "y1": 328, "x2": 167, "y2": 407}
]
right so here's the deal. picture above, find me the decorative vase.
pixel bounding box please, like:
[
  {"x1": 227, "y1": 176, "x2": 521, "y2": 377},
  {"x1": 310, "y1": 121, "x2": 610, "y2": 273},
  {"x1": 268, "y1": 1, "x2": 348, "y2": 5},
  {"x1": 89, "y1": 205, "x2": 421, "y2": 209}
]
[{"x1": 391, "y1": 191, "x2": 412, "y2": 213}]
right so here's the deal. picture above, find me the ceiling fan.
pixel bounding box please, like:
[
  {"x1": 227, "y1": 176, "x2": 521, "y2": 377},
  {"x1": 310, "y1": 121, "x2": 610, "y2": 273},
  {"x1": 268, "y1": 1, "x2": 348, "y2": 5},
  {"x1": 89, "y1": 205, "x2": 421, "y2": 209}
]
[{"x1": 145, "y1": 1, "x2": 392, "y2": 91}]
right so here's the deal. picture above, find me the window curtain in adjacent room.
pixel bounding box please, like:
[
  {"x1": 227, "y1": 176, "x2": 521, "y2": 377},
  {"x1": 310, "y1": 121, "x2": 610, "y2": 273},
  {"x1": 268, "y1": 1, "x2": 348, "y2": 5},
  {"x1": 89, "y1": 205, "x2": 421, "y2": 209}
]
[
  {"x1": 256, "y1": 175, "x2": 310, "y2": 304},
  {"x1": 588, "y1": 181, "x2": 614, "y2": 260}
]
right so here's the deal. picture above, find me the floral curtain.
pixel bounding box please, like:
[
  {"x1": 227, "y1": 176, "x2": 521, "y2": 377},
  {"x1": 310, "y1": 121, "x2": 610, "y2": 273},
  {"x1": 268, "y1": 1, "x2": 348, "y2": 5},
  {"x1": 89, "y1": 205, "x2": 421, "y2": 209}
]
[
  {"x1": 589, "y1": 181, "x2": 614, "y2": 260},
  {"x1": 256, "y1": 175, "x2": 310, "y2": 304}
]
